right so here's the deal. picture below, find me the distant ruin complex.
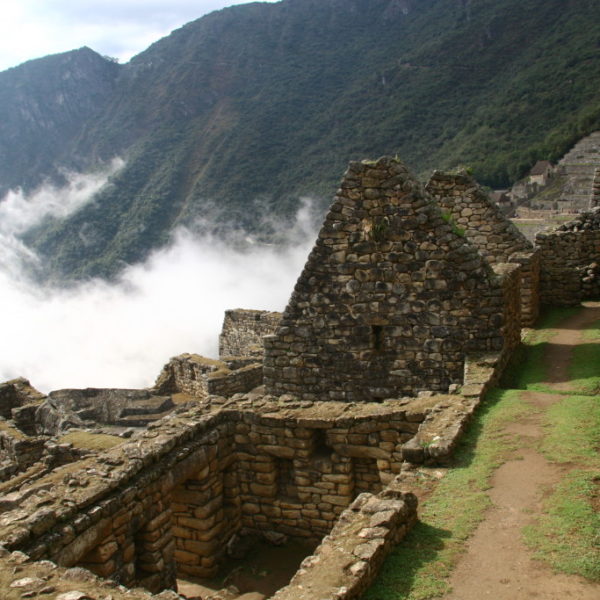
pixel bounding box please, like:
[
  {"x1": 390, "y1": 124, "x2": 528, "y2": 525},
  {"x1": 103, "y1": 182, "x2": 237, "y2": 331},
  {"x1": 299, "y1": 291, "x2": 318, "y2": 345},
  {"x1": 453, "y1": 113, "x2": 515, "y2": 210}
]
[
  {"x1": 558, "y1": 131, "x2": 600, "y2": 210},
  {"x1": 0, "y1": 156, "x2": 598, "y2": 600}
]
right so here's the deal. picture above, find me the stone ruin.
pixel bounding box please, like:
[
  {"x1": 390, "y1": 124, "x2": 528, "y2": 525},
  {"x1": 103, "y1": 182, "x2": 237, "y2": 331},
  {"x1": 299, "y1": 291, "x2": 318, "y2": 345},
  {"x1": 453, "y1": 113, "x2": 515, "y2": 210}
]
[
  {"x1": 536, "y1": 206, "x2": 600, "y2": 305},
  {"x1": 426, "y1": 170, "x2": 540, "y2": 326},
  {"x1": 0, "y1": 155, "x2": 595, "y2": 600},
  {"x1": 264, "y1": 159, "x2": 521, "y2": 401}
]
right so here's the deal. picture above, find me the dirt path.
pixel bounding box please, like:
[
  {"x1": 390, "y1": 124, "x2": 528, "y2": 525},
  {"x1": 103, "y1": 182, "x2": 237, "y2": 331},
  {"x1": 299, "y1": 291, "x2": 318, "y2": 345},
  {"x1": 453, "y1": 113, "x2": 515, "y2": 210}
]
[{"x1": 441, "y1": 303, "x2": 600, "y2": 600}]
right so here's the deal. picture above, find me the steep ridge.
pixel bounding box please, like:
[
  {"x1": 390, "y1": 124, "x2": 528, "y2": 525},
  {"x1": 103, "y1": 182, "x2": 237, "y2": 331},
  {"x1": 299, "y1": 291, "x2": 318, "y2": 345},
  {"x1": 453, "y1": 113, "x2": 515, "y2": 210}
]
[
  {"x1": 1, "y1": 0, "x2": 599, "y2": 280},
  {"x1": 0, "y1": 47, "x2": 120, "y2": 196}
]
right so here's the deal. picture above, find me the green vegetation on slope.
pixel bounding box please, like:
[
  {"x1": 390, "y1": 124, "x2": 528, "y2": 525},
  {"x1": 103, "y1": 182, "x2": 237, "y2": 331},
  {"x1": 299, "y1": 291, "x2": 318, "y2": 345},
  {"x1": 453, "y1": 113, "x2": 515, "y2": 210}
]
[{"x1": 2, "y1": 0, "x2": 600, "y2": 279}]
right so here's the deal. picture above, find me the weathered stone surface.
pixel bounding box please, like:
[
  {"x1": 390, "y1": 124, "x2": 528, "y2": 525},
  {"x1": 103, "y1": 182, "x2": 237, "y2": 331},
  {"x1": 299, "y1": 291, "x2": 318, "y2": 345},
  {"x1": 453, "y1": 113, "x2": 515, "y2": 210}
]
[
  {"x1": 264, "y1": 157, "x2": 517, "y2": 401},
  {"x1": 535, "y1": 207, "x2": 600, "y2": 305},
  {"x1": 219, "y1": 309, "x2": 283, "y2": 358}
]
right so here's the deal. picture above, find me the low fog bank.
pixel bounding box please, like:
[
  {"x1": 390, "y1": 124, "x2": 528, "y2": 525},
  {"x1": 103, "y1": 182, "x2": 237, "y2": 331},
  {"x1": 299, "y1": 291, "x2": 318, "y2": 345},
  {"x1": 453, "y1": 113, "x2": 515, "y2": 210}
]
[
  {"x1": 0, "y1": 170, "x2": 318, "y2": 393},
  {"x1": 0, "y1": 159, "x2": 125, "y2": 281}
]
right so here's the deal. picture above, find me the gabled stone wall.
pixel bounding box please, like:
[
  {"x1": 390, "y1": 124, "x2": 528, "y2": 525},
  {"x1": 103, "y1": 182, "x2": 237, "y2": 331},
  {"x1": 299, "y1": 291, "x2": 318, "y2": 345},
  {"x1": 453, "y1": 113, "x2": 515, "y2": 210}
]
[
  {"x1": 264, "y1": 158, "x2": 519, "y2": 401},
  {"x1": 219, "y1": 309, "x2": 282, "y2": 358},
  {"x1": 426, "y1": 170, "x2": 540, "y2": 325}
]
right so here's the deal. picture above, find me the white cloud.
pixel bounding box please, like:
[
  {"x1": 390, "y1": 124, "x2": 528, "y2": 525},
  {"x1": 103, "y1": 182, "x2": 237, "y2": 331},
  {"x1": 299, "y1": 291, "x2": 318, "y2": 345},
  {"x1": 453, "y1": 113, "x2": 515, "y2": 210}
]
[
  {"x1": 0, "y1": 1, "x2": 281, "y2": 71},
  {"x1": 0, "y1": 172, "x2": 316, "y2": 393},
  {"x1": 0, "y1": 159, "x2": 124, "y2": 280}
]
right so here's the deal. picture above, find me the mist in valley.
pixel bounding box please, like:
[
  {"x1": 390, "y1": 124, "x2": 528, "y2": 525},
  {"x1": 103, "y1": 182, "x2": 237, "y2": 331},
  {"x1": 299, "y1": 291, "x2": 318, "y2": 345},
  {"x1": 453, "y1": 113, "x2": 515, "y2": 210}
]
[{"x1": 0, "y1": 164, "x2": 317, "y2": 393}]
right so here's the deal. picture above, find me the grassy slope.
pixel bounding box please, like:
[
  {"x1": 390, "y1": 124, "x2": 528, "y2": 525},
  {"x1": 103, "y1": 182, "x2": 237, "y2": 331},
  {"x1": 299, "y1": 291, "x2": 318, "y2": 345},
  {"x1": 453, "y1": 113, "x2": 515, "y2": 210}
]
[{"x1": 364, "y1": 308, "x2": 600, "y2": 599}]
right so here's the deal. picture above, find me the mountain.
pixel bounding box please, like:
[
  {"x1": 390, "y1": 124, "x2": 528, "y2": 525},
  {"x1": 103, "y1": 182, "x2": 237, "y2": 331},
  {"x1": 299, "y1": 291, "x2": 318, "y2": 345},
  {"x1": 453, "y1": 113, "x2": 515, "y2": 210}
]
[
  {"x1": 0, "y1": 47, "x2": 120, "y2": 197},
  {"x1": 1, "y1": 0, "x2": 600, "y2": 281}
]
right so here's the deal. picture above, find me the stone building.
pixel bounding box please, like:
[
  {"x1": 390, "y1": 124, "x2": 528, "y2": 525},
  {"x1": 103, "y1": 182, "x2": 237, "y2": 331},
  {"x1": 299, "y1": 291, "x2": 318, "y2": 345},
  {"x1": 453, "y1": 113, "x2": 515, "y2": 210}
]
[
  {"x1": 528, "y1": 160, "x2": 554, "y2": 186},
  {"x1": 264, "y1": 158, "x2": 521, "y2": 402},
  {"x1": 426, "y1": 170, "x2": 540, "y2": 325}
]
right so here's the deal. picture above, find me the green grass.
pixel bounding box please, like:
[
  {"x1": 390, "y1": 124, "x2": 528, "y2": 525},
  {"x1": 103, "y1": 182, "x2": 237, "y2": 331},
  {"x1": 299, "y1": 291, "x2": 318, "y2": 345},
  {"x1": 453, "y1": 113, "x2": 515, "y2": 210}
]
[
  {"x1": 366, "y1": 305, "x2": 600, "y2": 598},
  {"x1": 501, "y1": 307, "x2": 578, "y2": 392},
  {"x1": 363, "y1": 389, "x2": 530, "y2": 600},
  {"x1": 523, "y1": 471, "x2": 600, "y2": 581},
  {"x1": 539, "y1": 395, "x2": 600, "y2": 465},
  {"x1": 58, "y1": 431, "x2": 124, "y2": 451}
]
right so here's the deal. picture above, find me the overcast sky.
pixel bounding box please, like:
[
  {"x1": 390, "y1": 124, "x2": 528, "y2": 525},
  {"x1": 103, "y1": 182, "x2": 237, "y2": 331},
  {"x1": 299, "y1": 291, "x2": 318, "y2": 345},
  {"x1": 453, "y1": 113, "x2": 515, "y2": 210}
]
[{"x1": 0, "y1": 0, "x2": 280, "y2": 72}]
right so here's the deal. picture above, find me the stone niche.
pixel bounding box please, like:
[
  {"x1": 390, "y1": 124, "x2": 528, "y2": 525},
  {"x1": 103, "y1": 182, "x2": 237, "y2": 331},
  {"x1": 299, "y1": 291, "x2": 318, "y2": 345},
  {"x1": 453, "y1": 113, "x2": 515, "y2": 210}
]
[
  {"x1": 264, "y1": 157, "x2": 520, "y2": 402},
  {"x1": 426, "y1": 170, "x2": 540, "y2": 326}
]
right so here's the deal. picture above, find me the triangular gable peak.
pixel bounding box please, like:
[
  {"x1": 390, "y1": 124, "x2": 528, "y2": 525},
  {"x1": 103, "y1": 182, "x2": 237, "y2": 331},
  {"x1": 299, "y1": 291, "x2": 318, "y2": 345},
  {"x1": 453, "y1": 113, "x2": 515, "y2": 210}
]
[
  {"x1": 426, "y1": 170, "x2": 533, "y2": 265},
  {"x1": 264, "y1": 157, "x2": 511, "y2": 402},
  {"x1": 426, "y1": 170, "x2": 540, "y2": 326}
]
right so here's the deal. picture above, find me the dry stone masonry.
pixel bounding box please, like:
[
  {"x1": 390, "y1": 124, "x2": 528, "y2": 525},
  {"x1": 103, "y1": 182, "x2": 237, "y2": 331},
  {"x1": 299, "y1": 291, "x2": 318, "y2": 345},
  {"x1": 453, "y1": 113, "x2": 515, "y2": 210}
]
[
  {"x1": 219, "y1": 310, "x2": 282, "y2": 359},
  {"x1": 426, "y1": 170, "x2": 540, "y2": 326},
  {"x1": 155, "y1": 354, "x2": 263, "y2": 400},
  {"x1": 535, "y1": 207, "x2": 600, "y2": 305},
  {"x1": 264, "y1": 158, "x2": 521, "y2": 401},
  {"x1": 5, "y1": 151, "x2": 597, "y2": 600}
]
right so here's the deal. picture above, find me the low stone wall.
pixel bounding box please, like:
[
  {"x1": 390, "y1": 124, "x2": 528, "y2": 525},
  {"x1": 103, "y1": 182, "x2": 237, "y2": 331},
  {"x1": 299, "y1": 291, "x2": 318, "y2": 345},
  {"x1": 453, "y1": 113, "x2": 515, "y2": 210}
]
[
  {"x1": 219, "y1": 309, "x2": 283, "y2": 359},
  {"x1": 0, "y1": 394, "x2": 439, "y2": 592},
  {"x1": 154, "y1": 354, "x2": 263, "y2": 399},
  {"x1": 272, "y1": 486, "x2": 418, "y2": 600},
  {"x1": 536, "y1": 208, "x2": 600, "y2": 305},
  {"x1": 402, "y1": 352, "x2": 507, "y2": 465},
  {"x1": 208, "y1": 364, "x2": 263, "y2": 398}
]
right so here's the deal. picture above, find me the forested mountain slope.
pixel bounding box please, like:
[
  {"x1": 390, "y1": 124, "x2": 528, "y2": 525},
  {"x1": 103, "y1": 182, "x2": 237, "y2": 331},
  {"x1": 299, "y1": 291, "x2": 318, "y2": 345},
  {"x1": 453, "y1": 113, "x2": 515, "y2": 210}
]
[{"x1": 1, "y1": 0, "x2": 599, "y2": 280}]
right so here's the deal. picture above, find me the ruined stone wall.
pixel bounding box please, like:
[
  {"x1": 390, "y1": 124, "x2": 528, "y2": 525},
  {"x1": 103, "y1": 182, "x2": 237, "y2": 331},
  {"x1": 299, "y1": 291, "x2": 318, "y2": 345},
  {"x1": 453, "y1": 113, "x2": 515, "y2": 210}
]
[
  {"x1": 536, "y1": 208, "x2": 600, "y2": 305},
  {"x1": 0, "y1": 395, "x2": 439, "y2": 592},
  {"x1": 426, "y1": 170, "x2": 540, "y2": 326},
  {"x1": 272, "y1": 486, "x2": 418, "y2": 600},
  {"x1": 0, "y1": 422, "x2": 46, "y2": 480},
  {"x1": 207, "y1": 364, "x2": 263, "y2": 398},
  {"x1": 154, "y1": 354, "x2": 263, "y2": 399},
  {"x1": 264, "y1": 158, "x2": 515, "y2": 401},
  {"x1": 232, "y1": 398, "x2": 433, "y2": 540},
  {"x1": 219, "y1": 309, "x2": 282, "y2": 358}
]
